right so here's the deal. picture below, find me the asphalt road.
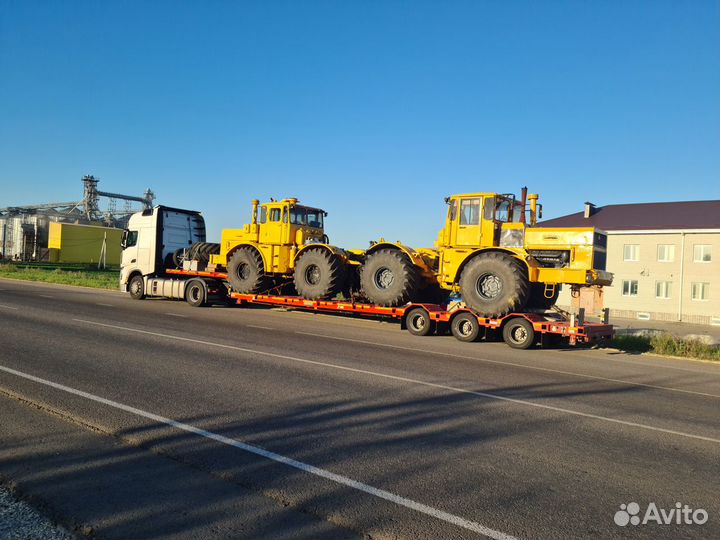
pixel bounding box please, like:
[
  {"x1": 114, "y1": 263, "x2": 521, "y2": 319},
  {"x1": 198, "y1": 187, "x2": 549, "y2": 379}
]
[{"x1": 0, "y1": 278, "x2": 718, "y2": 540}]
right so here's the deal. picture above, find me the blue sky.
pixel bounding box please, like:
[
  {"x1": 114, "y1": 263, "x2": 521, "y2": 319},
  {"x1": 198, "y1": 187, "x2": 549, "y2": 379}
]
[{"x1": 1, "y1": 1, "x2": 718, "y2": 248}]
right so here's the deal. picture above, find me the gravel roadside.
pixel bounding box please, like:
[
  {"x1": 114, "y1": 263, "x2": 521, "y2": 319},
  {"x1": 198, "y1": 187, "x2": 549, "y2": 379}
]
[{"x1": 0, "y1": 484, "x2": 74, "y2": 540}]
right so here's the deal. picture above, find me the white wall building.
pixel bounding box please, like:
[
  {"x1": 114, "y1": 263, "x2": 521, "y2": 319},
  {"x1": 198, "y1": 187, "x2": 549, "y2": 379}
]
[{"x1": 542, "y1": 200, "x2": 720, "y2": 325}]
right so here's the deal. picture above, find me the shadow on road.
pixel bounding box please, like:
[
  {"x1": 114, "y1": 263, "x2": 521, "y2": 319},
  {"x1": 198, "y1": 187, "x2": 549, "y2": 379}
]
[{"x1": 1, "y1": 379, "x2": 715, "y2": 540}]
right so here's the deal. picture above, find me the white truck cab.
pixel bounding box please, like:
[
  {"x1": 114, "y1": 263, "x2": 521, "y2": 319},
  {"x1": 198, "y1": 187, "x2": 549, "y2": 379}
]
[{"x1": 120, "y1": 206, "x2": 206, "y2": 294}]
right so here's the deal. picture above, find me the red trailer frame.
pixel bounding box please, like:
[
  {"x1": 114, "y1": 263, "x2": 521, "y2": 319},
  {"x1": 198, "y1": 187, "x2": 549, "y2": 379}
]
[
  {"x1": 229, "y1": 292, "x2": 614, "y2": 349},
  {"x1": 166, "y1": 269, "x2": 613, "y2": 348}
]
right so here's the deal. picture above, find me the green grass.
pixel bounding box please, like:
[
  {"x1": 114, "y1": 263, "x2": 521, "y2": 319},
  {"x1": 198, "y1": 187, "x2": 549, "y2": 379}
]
[
  {"x1": 608, "y1": 333, "x2": 720, "y2": 361},
  {"x1": 0, "y1": 263, "x2": 120, "y2": 290}
]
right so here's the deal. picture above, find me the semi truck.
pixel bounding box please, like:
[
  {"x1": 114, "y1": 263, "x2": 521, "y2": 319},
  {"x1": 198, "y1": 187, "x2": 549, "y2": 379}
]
[{"x1": 119, "y1": 204, "x2": 613, "y2": 349}]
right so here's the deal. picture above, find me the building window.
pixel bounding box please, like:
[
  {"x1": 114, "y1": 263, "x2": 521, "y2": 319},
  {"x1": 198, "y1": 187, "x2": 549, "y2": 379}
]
[
  {"x1": 694, "y1": 245, "x2": 712, "y2": 263},
  {"x1": 622, "y1": 280, "x2": 638, "y2": 297},
  {"x1": 691, "y1": 282, "x2": 710, "y2": 301},
  {"x1": 657, "y1": 244, "x2": 675, "y2": 262},
  {"x1": 655, "y1": 281, "x2": 672, "y2": 299},
  {"x1": 623, "y1": 244, "x2": 639, "y2": 262}
]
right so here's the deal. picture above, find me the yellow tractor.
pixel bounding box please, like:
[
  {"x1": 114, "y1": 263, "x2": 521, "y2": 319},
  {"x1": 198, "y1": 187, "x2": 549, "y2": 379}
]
[
  {"x1": 210, "y1": 198, "x2": 352, "y2": 299},
  {"x1": 357, "y1": 189, "x2": 612, "y2": 316},
  {"x1": 210, "y1": 192, "x2": 611, "y2": 317}
]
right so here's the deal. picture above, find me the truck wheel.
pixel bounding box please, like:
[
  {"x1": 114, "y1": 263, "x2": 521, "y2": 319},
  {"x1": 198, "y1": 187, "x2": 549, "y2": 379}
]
[
  {"x1": 526, "y1": 283, "x2": 560, "y2": 311},
  {"x1": 185, "y1": 280, "x2": 206, "y2": 307},
  {"x1": 450, "y1": 312, "x2": 481, "y2": 342},
  {"x1": 227, "y1": 248, "x2": 268, "y2": 294},
  {"x1": 293, "y1": 248, "x2": 346, "y2": 300},
  {"x1": 503, "y1": 317, "x2": 536, "y2": 349},
  {"x1": 459, "y1": 253, "x2": 529, "y2": 317},
  {"x1": 128, "y1": 275, "x2": 145, "y2": 300},
  {"x1": 405, "y1": 307, "x2": 435, "y2": 336},
  {"x1": 359, "y1": 249, "x2": 419, "y2": 307}
]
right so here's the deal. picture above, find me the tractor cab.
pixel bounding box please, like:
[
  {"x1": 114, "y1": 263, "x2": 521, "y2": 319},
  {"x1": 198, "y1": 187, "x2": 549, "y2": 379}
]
[
  {"x1": 437, "y1": 191, "x2": 540, "y2": 250},
  {"x1": 257, "y1": 198, "x2": 327, "y2": 246}
]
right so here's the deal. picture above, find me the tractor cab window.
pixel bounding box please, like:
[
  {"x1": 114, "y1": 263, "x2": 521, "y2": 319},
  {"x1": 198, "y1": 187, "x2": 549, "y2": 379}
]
[
  {"x1": 269, "y1": 208, "x2": 281, "y2": 222},
  {"x1": 306, "y1": 209, "x2": 323, "y2": 229},
  {"x1": 290, "y1": 207, "x2": 307, "y2": 225},
  {"x1": 448, "y1": 199, "x2": 458, "y2": 221},
  {"x1": 260, "y1": 207, "x2": 268, "y2": 224},
  {"x1": 495, "y1": 197, "x2": 515, "y2": 222},
  {"x1": 513, "y1": 202, "x2": 524, "y2": 222},
  {"x1": 459, "y1": 198, "x2": 480, "y2": 225}
]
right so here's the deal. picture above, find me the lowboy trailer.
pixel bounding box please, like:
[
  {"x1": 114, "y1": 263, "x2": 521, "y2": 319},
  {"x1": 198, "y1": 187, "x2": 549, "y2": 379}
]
[{"x1": 159, "y1": 268, "x2": 613, "y2": 349}]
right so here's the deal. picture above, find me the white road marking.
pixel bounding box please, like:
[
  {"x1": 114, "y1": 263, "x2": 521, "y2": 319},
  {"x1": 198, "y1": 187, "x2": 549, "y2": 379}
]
[
  {"x1": 0, "y1": 364, "x2": 516, "y2": 540},
  {"x1": 165, "y1": 313, "x2": 187, "y2": 318},
  {"x1": 0, "y1": 304, "x2": 18, "y2": 310},
  {"x1": 73, "y1": 318, "x2": 720, "y2": 444},
  {"x1": 38, "y1": 294, "x2": 54, "y2": 299},
  {"x1": 296, "y1": 331, "x2": 720, "y2": 399},
  {"x1": 247, "y1": 324, "x2": 273, "y2": 330},
  {"x1": 96, "y1": 303, "x2": 114, "y2": 307}
]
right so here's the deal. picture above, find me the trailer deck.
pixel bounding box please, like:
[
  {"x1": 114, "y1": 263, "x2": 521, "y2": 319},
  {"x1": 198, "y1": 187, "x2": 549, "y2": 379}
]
[
  {"x1": 165, "y1": 268, "x2": 613, "y2": 348},
  {"x1": 230, "y1": 292, "x2": 614, "y2": 349}
]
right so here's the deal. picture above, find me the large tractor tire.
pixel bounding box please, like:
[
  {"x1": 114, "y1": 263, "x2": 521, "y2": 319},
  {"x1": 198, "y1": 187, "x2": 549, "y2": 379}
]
[
  {"x1": 293, "y1": 248, "x2": 347, "y2": 300},
  {"x1": 526, "y1": 283, "x2": 560, "y2": 311},
  {"x1": 227, "y1": 247, "x2": 268, "y2": 294},
  {"x1": 187, "y1": 242, "x2": 220, "y2": 264},
  {"x1": 458, "y1": 252, "x2": 530, "y2": 317},
  {"x1": 172, "y1": 248, "x2": 186, "y2": 268},
  {"x1": 359, "y1": 249, "x2": 420, "y2": 307}
]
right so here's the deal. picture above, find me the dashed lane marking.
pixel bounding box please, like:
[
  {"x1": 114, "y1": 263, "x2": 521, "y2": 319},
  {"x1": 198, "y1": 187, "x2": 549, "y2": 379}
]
[
  {"x1": 295, "y1": 331, "x2": 720, "y2": 399},
  {"x1": 0, "y1": 363, "x2": 517, "y2": 540},
  {"x1": 72, "y1": 318, "x2": 720, "y2": 444}
]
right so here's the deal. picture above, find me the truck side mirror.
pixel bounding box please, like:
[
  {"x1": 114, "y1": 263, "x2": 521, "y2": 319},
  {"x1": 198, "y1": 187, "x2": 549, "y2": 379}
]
[{"x1": 121, "y1": 229, "x2": 129, "y2": 249}]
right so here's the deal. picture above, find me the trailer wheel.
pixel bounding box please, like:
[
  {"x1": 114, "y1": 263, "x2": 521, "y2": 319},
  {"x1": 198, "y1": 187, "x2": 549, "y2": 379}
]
[
  {"x1": 450, "y1": 312, "x2": 481, "y2": 342},
  {"x1": 503, "y1": 317, "x2": 536, "y2": 349},
  {"x1": 128, "y1": 275, "x2": 145, "y2": 300},
  {"x1": 405, "y1": 307, "x2": 435, "y2": 336},
  {"x1": 185, "y1": 280, "x2": 206, "y2": 307},
  {"x1": 227, "y1": 247, "x2": 268, "y2": 293}
]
